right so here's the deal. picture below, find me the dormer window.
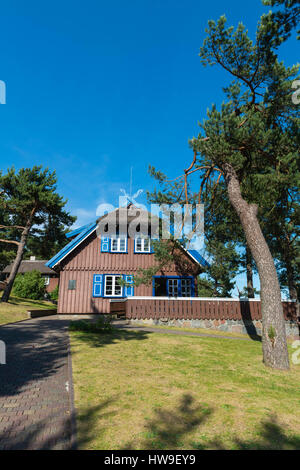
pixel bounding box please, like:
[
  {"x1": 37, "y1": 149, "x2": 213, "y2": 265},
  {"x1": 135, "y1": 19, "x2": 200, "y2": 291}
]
[
  {"x1": 110, "y1": 236, "x2": 127, "y2": 253},
  {"x1": 135, "y1": 237, "x2": 151, "y2": 253}
]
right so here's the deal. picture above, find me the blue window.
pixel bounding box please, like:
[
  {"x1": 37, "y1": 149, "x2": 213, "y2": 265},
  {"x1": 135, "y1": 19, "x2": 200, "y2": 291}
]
[
  {"x1": 92, "y1": 273, "x2": 134, "y2": 298},
  {"x1": 153, "y1": 276, "x2": 194, "y2": 297}
]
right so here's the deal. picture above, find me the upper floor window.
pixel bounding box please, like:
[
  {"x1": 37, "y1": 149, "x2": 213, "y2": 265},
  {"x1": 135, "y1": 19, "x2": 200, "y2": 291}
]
[
  {"x1": 135, "y1": 237, "x2": 151, "y2": 253},
  {"x1": 110, "y1": 236, "x2": 127, "y2": 253}
]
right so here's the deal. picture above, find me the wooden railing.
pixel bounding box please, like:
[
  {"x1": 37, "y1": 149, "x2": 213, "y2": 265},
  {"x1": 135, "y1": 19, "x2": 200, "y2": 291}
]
[{"x1": 110, "y1": 297, "x2": 298, "y2": 322}]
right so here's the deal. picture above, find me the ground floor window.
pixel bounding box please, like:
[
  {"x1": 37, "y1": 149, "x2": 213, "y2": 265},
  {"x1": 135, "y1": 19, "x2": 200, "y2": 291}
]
[
  {"x1": 93, "y1": 273, "x2": 134, "y2": 298},
  {"x1": 153, "y1": 276, "x2": 194, "y2": 297},
  {"x1": 104, "y1": 275, "x2": 123, "y2": 297}
]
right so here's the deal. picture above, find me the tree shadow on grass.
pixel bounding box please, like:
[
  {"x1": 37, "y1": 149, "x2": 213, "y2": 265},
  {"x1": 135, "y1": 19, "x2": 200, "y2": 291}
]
[
  {"x1": 208, "y1": 414, "x2": 300, "y2": 450},
  {"x1": 70, "y1": 327, "x2": 152, "y2": 350},
  {"x1": 124, "y1": 394, "x2": 213, "y2": 450},
  {"x1": 76, "y1": 398, "x2": 118, "y2": 449}
]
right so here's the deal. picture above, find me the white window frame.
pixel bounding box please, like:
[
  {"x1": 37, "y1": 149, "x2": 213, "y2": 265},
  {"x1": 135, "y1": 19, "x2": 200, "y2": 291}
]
[
  {"x1": 168, "y1": 278, "x2": 179, "y2": 297},
  {"x1": 44, "y1": 277, "x2": 50, "y2": 286},
  {"x1": 135, "y1": 237, "x2": 151, "y2": 253},
  {"x1": 181, "y1": 279, "x2": 192, "y2": 297},
  {"x1": 104, "y1": 275, "x2": 123, "y2": 297},
  {"x1": 110, "y1": 236, "x2": 127, "y2": 253}
]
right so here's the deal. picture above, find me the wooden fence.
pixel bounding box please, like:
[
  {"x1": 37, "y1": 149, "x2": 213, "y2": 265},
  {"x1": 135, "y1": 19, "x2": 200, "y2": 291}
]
[{"x1": 110, "y1": 297, "x2": 299, "y2": 322}]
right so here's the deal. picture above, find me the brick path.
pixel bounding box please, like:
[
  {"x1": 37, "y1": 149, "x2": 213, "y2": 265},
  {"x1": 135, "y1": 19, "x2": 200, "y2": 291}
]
[{"x1": 0, "y1": 317, "x2": 76, "y2": 450}]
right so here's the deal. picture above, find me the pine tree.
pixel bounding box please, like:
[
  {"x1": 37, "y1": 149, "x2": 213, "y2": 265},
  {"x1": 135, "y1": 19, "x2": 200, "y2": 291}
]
[{"x1": 0, "y1": 166, "x2": 75, "y2": 302}]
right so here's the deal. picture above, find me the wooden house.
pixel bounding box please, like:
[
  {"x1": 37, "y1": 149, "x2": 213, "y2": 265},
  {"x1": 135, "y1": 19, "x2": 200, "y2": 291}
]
[
  {"x1": 2, "y1": 256, "x2": 59, "y2": 293},
  {"x1": 46, "y1": 204, "x2": 209, "y2": 314}
]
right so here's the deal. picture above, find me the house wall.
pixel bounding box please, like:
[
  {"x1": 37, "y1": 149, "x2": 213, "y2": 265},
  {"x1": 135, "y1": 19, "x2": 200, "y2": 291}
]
[
  {"x1": 45, "y1": 276, "x2": 59, "y2": 293},
  {"x1": 57, "y1": 233, "x2": 199, "y2": 314}
]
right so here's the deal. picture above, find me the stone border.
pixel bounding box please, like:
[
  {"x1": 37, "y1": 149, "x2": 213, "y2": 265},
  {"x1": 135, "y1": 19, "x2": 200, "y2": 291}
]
[{"x1": 129, "y1": 317, "x2": 300, "y2": 340}]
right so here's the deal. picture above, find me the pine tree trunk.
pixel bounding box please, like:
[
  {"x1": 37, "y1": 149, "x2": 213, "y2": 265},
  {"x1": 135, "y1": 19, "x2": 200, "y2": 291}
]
[
  {"x1": 223, "y1": 163, "x2": 289, "y2": 370},
  {"x1": 246, "y1": 244, "x2": 255, "y2": 298},
  {"x1": 1, "y1": 211, "x2": 35, "y2": 303}
]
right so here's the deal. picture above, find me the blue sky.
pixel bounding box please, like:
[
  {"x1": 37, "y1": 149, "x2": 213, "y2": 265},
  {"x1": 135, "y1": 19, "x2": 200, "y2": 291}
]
[{"x1": 0, "y1": 1, "x2": 297, "y2": 296}]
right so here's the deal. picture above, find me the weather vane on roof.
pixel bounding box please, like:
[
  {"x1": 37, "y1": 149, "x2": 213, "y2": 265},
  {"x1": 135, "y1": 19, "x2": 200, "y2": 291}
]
[{"x1": 120, "y1": 166, "x2": 143, "y2": 207}]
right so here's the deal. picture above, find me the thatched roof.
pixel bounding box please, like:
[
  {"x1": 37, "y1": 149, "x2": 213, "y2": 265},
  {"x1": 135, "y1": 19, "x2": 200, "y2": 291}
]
[{"x1": 2, "y1": 260, "x2": 57, "y2": 275}]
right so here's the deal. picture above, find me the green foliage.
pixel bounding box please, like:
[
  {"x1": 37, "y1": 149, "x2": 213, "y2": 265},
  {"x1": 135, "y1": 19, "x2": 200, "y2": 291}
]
[
  {"x1": 49, "y1": 284, "x2": 59, "y2": 302},
  {"x1": 69, "y1": 316, "x2": 115, "y2": 333},
  {"x1": 12, "y1": 270, "x2": 46, "y2": 300},
  {"x1": 0, "y1": 165, "x2": 76, "y2": 301}
]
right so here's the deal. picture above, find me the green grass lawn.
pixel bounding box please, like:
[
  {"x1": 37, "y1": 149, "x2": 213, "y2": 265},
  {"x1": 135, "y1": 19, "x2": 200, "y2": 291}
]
[
  {"x1": 70, "y1": 327, "x2": 300, "y2": 450},
  {"x1": 0, "y1": 296, "x2": 56, "y2": 325}
]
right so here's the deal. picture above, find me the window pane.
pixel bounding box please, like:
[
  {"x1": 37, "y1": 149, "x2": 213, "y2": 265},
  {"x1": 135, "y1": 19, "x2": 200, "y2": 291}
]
[
  {"x1": 111, "y1": 239, "x2": 118, "y2": 251},
  {"x1": 68, "y1": 280, "x2": 76, "y2": 290},
  {"x1": 143, "y1": 239, "x2": 150, "y2": 251},
  {"x1": 168, "y1": 279, "x2": 178, "y2": 296},
  {"x1": 136, "y1": 239, "x2": 142, "y2": 251},
  {"x1": 105, "y1": 276, "x2": 113, "y2": 295},
  {"x1": 181, "y1": 279, "x2": 191, "y2": 297},
  {"x1": 119, "y1": 238, "x2": 126, "y2": 251}
]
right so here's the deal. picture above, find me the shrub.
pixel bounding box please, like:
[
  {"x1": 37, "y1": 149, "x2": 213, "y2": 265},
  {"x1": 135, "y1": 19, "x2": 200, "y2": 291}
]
[
  {"x1": 69, "y1": 316, "x2": 115, "y2": 333},
  {"x1": 12, "y1": 270, "x2": 46, "y2": 300},
  {"x1": 50, "y1": 284, "x2": 59, "y2": 302}
]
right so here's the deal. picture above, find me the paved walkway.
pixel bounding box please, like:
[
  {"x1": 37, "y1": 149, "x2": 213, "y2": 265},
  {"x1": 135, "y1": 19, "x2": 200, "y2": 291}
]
[{"x1": 0, "y1": 317, "x2": 76, "y2": 450}]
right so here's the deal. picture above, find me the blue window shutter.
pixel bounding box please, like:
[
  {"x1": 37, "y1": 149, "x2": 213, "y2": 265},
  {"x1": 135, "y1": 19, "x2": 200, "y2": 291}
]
[
  {"x1": 124, "y1": 274, "x2": 134, "y2": 297},
  {"x1": 101, "y1": 237, "x2": 110, "y2": 252},
  {"x1": 93, "y1": 274, "x2": 103, "y2": 297}
]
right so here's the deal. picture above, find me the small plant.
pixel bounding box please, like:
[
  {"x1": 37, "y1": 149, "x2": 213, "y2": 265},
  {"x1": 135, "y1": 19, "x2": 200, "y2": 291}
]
[
  {"x1": 69, "y1": 316, "x2": 115, "y2": 333},
  {"x1": 49, "y1": 285, "x2": 59, "y2": 302}
]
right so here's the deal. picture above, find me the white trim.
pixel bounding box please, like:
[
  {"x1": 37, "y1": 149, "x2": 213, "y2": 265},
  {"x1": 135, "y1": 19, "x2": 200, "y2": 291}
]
[
  {"x1": 110, "y1": 236, "x2": 127, "y2": 253},
  {"x1": 104, "y1": 274, "x2": 123, "y2": 297},
  {"x1": 135, "y1": 237, "x2": 151, "y2": 253},
  {"x1": 109, "y1": 296, "x2": 297, "y2": 302}
]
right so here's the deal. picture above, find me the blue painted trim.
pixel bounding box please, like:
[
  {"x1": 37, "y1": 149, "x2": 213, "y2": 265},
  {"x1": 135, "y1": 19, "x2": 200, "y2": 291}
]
[
  {"x1": 93, "y1": 274, "x2": 103, "y2": 297},
  {"x1": 101, "y1": 236, "x2": 110, "y2": 253},
  {"x1": 187, "y1": 250, "x2": 210, "y2": 268},
  {"x1": 46, "y1": 222, "x2": 97, "y2": 268},
  {"x1": 124, "y1": 274, "x2": 134, "y2": 297},
  {"x1": 66, "y1": 223, "x2": 94, "y2": 239}
]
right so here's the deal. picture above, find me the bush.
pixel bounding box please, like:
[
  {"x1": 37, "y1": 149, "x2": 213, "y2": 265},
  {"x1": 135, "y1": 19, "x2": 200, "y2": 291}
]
[
  {"x1": 49, "y1": 284, "x2": 59, "y2": 302},
  {"x1": 12, "y1": 270, "x2": 46, "y2": 300},
  {"x1": 69, "y1": 316, "x2": 115, "y2": 333}
]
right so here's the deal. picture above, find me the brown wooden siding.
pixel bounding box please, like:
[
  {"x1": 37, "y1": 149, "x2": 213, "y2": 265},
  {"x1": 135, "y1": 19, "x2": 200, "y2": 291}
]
[
  {"x1": 124, "y1": 298, "x2": 298, "y2": 322},
  {"x1": 57, "y1": 233, "x2": 198, "y2": 314},
  {"x1": 45, "y1": 277, "x2": 59, "y2": 293}
]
